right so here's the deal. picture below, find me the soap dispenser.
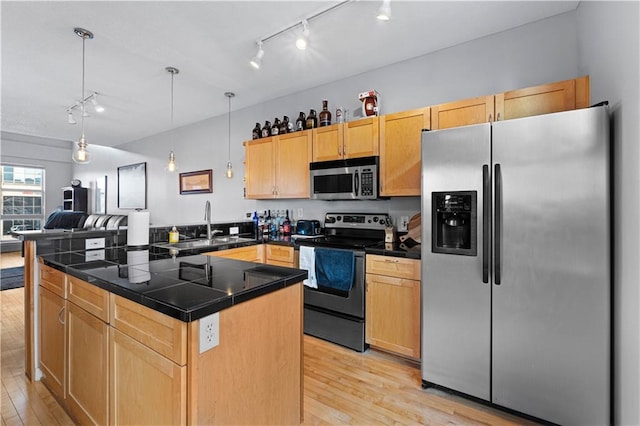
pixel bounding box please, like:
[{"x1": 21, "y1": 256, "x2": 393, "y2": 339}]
[{"x1": 169, "y1": 226, "x2": 179, "y2": 243}]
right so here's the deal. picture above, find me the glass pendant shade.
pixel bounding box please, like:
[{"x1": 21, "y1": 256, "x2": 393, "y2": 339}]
[
  {"x1": 72, "y1": 136, "x2": 91, "y2": 164},
  {"x1": 165, "y1": 151, "x2": 178, "y2": 172},
  {"x1": 225, "y1": 161, "x2": 234, "y2": 179}
]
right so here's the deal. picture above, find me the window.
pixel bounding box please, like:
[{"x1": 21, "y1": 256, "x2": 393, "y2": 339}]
[{"x1": 1, "y1": 165, "x2": 45, "y2": 240}]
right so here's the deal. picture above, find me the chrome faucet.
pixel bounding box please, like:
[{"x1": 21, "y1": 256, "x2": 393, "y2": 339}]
[{"x1": 204, "y1": 200, "x2": 212, "y2": 239}]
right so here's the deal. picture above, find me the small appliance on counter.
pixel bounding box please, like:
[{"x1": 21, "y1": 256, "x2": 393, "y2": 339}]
[
  {"x1": 295, "y1": 220, "x2": 321, "y2": 236},
  {"x1": 358, "y1": 90, "x2": 380, "y2": 117}
]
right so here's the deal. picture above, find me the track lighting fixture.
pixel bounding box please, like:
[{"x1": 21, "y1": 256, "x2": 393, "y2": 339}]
[
  {"x1": 225, "y1": 92, "x2": 235, "y2": 179},
  {"x1": 250, "y1": 41, "x2": 264, "y2": 69},
  {"x1": 250, "y1": 0, "x2": 353, "y2": 69},
  {"x1": 71, "y1": 27, "x2": 93, "y2": 164},
  {"x1": 377, "y1": 0, "x2": 391, "y2": 20},
  {"x1": 165, "y1": 66, "x2": 180, "y2": 172},
  {"x1": 295, "y1": 20, "x2": 309, "y2": 50},
  {"x1": 65, "y1": 92, "x2": 104, "y2": 124}
]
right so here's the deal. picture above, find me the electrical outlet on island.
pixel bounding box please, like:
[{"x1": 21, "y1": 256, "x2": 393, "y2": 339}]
[{"x1": 199, "y1": 312, "x2": 219, "y2": 353}]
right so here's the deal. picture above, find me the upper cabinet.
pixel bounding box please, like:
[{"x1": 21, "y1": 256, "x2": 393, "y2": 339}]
[
  {"x1": 312, "y1": 117, "x2": 379, "y2": 162},
  {"x1": 496, "y1": 75, "x2": 590, "y2": 121},
  {"x1": 431, "y1": 95, "x2": 495, "y2": 130},
  {"x1": 379, "y1": 107, "x2": 430, "y2": 196},
  {"x1": 244, "y1": 131, "x2": 312, "y2": 199}
]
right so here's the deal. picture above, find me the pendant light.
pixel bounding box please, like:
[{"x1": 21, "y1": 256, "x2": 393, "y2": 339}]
[
  {"x1": 225, "y1": 92, "x2": 235, "y2": 179},
  {"x1": 165, "y1": 66, "x2": 179, "y2": 172},
  {"x1": 71, "y1": 27, "x2": 94, "y2": 164}
]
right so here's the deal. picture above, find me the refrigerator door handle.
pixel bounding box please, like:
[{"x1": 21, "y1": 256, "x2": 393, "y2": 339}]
[
  {"x1": 483, "y1": 164, "x2": 490, "y2": 283},
  {"x1": 494, "y1": 163, "x2": 502, "y2": 285}
]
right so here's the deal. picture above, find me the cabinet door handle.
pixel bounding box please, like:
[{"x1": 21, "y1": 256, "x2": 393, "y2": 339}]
[
  {"x1": 384, "y1": 259, "x2": 400, "y2": 263},
  {"x1": 496, "y1": 112, "x2": 501, "y2": 121},
  {"x1": 343, "y1": 142, "x2": 347, "y2": 156},
  {"x1": 488, "y1": 113, "x2": 493, "y2": 122},
  {"x1": 58, "y1": 306, "x2": 65, "y2": 325}
]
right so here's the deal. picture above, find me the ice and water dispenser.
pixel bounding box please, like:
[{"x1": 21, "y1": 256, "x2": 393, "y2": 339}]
[{"x1": 431, "y1": 191, "x2": 477, "y2": 256}]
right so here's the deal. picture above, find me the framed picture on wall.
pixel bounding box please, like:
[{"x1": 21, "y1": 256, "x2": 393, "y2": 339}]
[
  {"x1": 179, "y1": 169, "x2": 213, "y2": 194},
  {"x1": 118, "y1": 162, "x2": 147, "y2": 209}
]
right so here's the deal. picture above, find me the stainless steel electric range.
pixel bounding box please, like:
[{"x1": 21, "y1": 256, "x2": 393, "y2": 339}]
[{"x1": 295, "y1": 212, "x2": 390, "y2": 352}]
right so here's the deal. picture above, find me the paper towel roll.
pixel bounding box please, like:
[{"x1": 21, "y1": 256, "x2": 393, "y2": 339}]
[
  {"x1": 127, "y1": 249, "x2": 150, "y2": 284},
  {"x1": 127, "y1": 210, "x2": 149, "y2": 247}
]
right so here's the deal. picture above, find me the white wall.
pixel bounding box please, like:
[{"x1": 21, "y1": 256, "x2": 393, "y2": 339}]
[
  {"x1": 108, "y1": 10, "x2": 579, "y2": 227},
  {"x1": 576, "y1": 2, "x2": 640, "y2": 425}
]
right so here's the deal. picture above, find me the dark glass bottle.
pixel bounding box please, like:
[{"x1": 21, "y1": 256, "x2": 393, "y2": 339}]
[
  {"x1": 285, "y1": 116, "x2": 294, "y2": 133},
  {"x1": 306, "y1": 109, "x2": 318, "y2": 129},
  {"x1": 296, "y1": 112, "x2": 306, "y2": 131},
  {"x1": 319, "y1": 99, "x2": 332, "y2": 127},
  {"x1": 283, "y1": 210, "x2": 291, "y2": 236},
  {"x1": 280, "y1": 116, "x2": 289, "y2": 134},
  {"x1": 252, "y1": 122, "x2": 261, "y2": 140},
  {"x1": 271, "y1": 118, "x2": 281, "y2": 136},
  {"x1": 261, "y1": 121, "x2": 271, "y2": 138}
]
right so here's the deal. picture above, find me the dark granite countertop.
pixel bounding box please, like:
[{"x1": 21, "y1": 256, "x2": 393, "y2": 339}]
[
  {"x1": 40, "y1": 245, "x2": 307, "y2": 323},
  {"x1": 365, "y1": 240, "x2": 422, "y2": 259}
]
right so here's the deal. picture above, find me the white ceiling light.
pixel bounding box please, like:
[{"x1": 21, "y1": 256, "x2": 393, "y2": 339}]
[
  {"x1": 91, "y1": 94, "x2": 105, "y2": 113},
  {"x1": 71, "y1": 27, "x2": 93, "y2": 164},
  {"x1": 65, "y1": 92, "x2": 104, "y2": 123},
  {"x1": 224, "y1": 92, "x2": 235, "y2": 179},
  {"x1": 67, "y1": 110, "x2": 76, "y2": 125},
  {"x1": 377, "y1": 0, "x2": 391, "y2": 21},
  {"x1": 165, "y1": 66, "x2": 179, "y2": 173},
  {"x1": 295, "y1": 20, "x2": 309, "y2": 50},
  {"x1": 250, "y1": 41, "x2": 264, "y2": 69}
]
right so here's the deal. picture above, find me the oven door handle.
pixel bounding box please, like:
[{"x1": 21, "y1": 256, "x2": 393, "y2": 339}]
[{"x1": 354, "y1": 169, "x2": 359, "y2": 197}]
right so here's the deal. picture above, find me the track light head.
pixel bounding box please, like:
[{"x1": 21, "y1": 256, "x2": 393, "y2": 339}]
[
  {"x1": 67, "y1": 111, "x2": 77, "y2": 124},
  {"x1": 250, "y1": 42, "x2": 264, "y2": 69},
  {"x1": 296, "y1": 20, "x2": 309, "y2": 50},
  {"x1": 91, "y1": 93, "x2": 104, "y2": 113},
  {"x1": 377, "y1": 0, "x2": 391, "y2": 20}
]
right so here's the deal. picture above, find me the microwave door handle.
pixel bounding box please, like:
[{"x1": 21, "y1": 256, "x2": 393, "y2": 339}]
[{"x1": 354, "y1": 170, "x2": 359, "y2": 196}]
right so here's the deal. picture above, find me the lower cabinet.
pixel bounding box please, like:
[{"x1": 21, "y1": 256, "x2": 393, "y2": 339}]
[
  {"x1": 66, "y1": 302, "x2": 109, "y2": 426},
  {"x1": 365, "y1": 255, "x2": 421, "y2": 360},
  {"x1": 39, "y1": 286, "x2": 66, "y2": 402},
  {"x1": 206, "y1": 244, "x2": 264, "y2": 262},
  {"x1": 264, "y1": 244, "x2": 298, "y2": 267},
  {"x1": 110, "y1": 328, "x2": 186, "y2": 425}
]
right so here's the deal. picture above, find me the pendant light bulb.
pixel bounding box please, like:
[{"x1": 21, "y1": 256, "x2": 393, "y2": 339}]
[
  {"x1": 165, "y1": 151, "x2": 177, "y2": 172},
  {"x1": 165, "y1": 67, "x2": 180, "y2": 172},
  {"x1": 377, "y1": 0, "x2": 391, "y2": 20},
  {"x1": 72, "y1": 135, "x2": 91, "y2": 164},
  {"x1": 296, "y1": 20, "x2": 309, "y2": 50},
  {"x1": 91, "y1": 93, "x2": 105, "y2": 113},
  {"x1": 225, "y1": 91, "x2": 235, "y2": 179}
]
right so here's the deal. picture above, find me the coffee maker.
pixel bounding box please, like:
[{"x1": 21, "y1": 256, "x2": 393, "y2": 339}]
[{"x1": 358, "y1": 90, "x2": 380, "y2": 117}]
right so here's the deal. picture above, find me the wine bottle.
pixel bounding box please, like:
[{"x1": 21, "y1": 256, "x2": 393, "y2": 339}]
[
  {"x1": 271, "y1": 118, "x2": 280, "y2": 136},
  {"x1": 283, "y1": 210, "x2": 291, "y2": 236},
  {"x1": 252, "y1": 123, "x2": 262, "y2": 140},
  {"x1": 261, "y1": 121, "x2": 271, "y2": 138},
  {"x1": 319, "y1": 99, "x2": 332, "y2": 126}
]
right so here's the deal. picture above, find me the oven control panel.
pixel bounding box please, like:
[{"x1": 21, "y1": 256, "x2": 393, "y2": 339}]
[{"x1": 324, "y1": 213, "x2": 391, "y2": 230}]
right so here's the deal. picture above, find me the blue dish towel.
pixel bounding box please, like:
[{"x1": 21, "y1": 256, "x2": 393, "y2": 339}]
[{"x1": 314, "y1": 248, "x2": 355, "y2": 292}]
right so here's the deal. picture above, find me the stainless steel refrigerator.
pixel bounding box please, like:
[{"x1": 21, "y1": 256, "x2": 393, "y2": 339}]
[{"x1": 421, "y1": 106, "x2": 610, "y2": 425}]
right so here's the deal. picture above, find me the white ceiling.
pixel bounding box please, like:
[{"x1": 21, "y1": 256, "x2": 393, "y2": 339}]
[{"x1": 1, "y1": 1, "x2": 579, "y2": 148}]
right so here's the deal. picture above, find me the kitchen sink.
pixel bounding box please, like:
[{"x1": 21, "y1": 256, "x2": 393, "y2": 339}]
[{"x1": 152, "y1": 236, "x2": 256, "y2": 251}]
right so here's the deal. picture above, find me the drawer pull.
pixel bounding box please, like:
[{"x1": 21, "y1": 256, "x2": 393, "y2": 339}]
[
  {"x1": 384, "y1": 259, "x2": 400, "y2": 263},
  {"x1": 58, "y1": 306, "x2": 65, "y2": 325}
]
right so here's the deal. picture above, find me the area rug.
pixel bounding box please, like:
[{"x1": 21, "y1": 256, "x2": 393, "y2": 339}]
[{"x1": 1, "y1": 266, "x2": 24, "y2": 291}]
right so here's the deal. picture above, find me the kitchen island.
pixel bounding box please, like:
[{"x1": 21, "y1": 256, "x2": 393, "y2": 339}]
[{"x1": 27, "y1": 236, "x2": 306, "y2": 425}]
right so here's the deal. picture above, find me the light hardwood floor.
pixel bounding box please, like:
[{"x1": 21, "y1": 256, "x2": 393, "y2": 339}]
[{"x1": 1, "y1": 255, "x2": 534, "y2": 425}]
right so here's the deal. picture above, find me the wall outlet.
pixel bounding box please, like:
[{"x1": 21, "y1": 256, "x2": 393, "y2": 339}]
[
  {"x1": 399, "y1": 216, "x2": 409, "y2": 232},
  {"x1": 297, "y1": 208, "x2": 303, "y2": 218},
  {"x1": 199, "y1": 312, "x2": 219, "y2": 353}
]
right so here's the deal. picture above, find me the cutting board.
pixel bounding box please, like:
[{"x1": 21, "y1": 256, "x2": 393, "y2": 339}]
[{"x1": 400, "y1": 213, "x2": 421, "y2": 243}]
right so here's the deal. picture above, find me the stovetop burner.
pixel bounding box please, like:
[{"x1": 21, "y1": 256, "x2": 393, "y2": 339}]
[{"x1": 295, "y1": 212, "x2": 390, "y2": 250}]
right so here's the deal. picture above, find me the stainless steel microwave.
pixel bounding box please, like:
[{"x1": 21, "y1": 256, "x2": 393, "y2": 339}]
[{"x1": 310, "y1": 156, "x2": 379, "y2": 200}]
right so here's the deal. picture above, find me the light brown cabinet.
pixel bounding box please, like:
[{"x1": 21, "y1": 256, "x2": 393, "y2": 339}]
[
  {"x1": 379, "y1": 107, "x2": 430, "y2": 196},
  {"x1": 365, "y1": 255, "x2": 421, "y2": 360},
  {"x1": 244, "y1": 131, "x2": 312, "y2": 199},
  {"x1": 312, "y1": 118, "x2": 379, "y2": 161},
  {"x1": 431, "y1": 95, "x2": 495, "y2": 130},
  {"x1": 109, "y1": 294, "x2": 188, "y2": 424},
  {"x1": 496, "y1": 75, "x2": 589, "y2": 121},
  {"x1": 431, "y1": 76, "x2": 590, "y2": 130},
  {"x1": 206, "y1": 244, "x2": 264, "y2": 262},
  {"x1": 39, "y1": 285, "x2": 66, "y2": 402},
  {"x1": 265, "y1": 244, "x2": 298, "y2": 267}
]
